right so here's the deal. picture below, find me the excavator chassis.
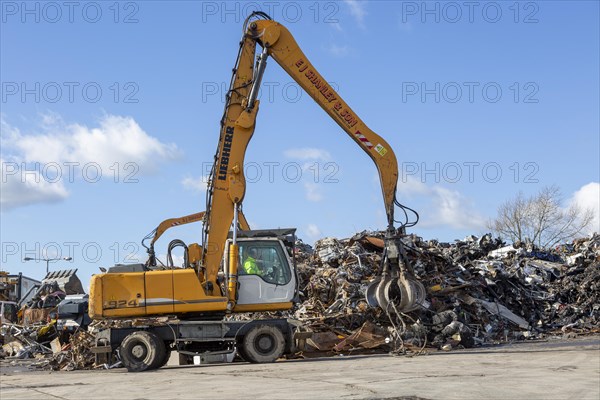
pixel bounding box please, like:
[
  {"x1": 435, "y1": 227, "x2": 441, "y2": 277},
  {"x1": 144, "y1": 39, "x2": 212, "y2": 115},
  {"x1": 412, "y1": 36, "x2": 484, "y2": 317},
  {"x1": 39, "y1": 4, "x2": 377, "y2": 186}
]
[{"x1": 93, "y1": 318, "x2": 308, "y2": 372}]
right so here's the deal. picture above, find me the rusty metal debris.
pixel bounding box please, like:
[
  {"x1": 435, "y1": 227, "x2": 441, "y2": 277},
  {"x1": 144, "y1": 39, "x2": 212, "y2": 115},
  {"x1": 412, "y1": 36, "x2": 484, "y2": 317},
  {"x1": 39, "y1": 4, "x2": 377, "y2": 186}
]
[
  {"x1": 0, "y1": 315, "x2": 181, "y2": 370},
  {"x1": 290, "y1": 231, "x2": 599, "y2": 355}
]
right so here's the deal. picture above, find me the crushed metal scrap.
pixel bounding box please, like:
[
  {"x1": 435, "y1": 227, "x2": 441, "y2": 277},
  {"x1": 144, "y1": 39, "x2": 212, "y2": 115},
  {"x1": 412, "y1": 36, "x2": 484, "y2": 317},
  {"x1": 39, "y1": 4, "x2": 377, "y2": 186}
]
[
  {"x1": 0, "y1": 317, "x2": 175, "y2": 371},
  {"x1": 242, "y1": 231, "x2": 599, "y2": 355},
  {"x1": 2, "y1": 232, "x2": 598, "y2": 369}
]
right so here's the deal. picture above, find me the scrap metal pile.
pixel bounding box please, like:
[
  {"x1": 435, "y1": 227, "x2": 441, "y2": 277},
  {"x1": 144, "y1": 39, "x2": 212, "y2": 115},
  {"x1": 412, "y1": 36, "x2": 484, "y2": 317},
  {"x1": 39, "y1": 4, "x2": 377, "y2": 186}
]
[
  {"x1": 0, "y1": 270, "x2": 95, "y2": 370},
  {"x1": 1, "y1": 314, "x2": 180, "y2": 370},
  {"x1": 291, "y1": 232, "x2": 599, "y2": 354},
  {"x1": 1, "y1": 321, "x2": 112, "y2": 371}
]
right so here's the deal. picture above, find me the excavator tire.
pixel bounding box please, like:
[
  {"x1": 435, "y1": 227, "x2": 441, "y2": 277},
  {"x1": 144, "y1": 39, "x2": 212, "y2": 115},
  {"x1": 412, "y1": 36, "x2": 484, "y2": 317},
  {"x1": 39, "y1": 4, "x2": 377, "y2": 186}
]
[
  {"x1": 240, "y1": 324, "x2": 285, "y2": 363},
  {"x1": 157, "y1": 348, "x2": 171, "y2": 368},
  {"x1": 120, "y1": 331, "x2": 166, "y2": 372},
  {"x1": 236, "y1": 345, "x2": 251, "y2": 363}
]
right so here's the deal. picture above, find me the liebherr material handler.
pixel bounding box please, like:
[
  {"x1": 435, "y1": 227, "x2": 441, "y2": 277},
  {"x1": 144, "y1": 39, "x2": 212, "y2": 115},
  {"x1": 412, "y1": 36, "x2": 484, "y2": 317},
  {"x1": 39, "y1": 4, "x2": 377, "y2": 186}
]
[{"x1": 89, "y1": 12, "x2": 425, "y2": 371}]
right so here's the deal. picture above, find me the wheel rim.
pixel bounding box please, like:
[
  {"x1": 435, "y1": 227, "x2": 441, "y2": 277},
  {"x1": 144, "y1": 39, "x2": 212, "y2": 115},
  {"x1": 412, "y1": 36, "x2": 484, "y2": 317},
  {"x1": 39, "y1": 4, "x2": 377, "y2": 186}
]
[
  {"x1": 255, "y1": 333, "x2": 275, "y2": 355},
  {"x1": 131, "y1": 343, "x2": 147, "y2": 360}
]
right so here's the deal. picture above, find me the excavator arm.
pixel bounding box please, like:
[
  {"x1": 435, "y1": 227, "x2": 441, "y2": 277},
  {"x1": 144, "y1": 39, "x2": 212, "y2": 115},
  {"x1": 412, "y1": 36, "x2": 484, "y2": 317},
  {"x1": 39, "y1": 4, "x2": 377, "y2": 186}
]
[
  {"x1": 142, "y1": 210, "x2": 250, "y2": 271},
  {"x1": 201, "y1": 12, "x2": 424, "y2": 312},
  {"x1": 200, "y1": 27, "x2": 262, "y2": 296}
]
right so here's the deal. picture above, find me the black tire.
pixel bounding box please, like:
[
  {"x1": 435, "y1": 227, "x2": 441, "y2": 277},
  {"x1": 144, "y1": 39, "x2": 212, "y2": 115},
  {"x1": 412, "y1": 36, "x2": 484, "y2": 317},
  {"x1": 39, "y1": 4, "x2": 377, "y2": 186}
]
[
  {"x1": 241, "y1": 324, "x2": 285, "y2": 363},
  {"x1": 157, "y1": 348, "x2": 171, "y2": 368},
  {"x1": 236, "y1": 344, "x2": 250, "y2": 362},
  {"x1": 120, "y1": 331, "x2": 166, "y2": 372}
]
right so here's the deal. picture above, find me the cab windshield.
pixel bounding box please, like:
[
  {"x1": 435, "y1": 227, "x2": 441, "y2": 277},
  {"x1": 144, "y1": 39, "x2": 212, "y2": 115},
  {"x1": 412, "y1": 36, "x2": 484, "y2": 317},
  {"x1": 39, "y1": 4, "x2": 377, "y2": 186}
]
[{"x1": 239, "y1": 241, "x2": 291, "y2": 285}]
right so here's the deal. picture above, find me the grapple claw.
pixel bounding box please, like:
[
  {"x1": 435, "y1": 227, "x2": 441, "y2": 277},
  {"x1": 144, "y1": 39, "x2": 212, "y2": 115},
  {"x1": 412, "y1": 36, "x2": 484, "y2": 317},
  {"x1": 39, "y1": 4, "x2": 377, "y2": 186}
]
[{"x1": 366, "y1": 275, "x2": 426, "y2": 313}]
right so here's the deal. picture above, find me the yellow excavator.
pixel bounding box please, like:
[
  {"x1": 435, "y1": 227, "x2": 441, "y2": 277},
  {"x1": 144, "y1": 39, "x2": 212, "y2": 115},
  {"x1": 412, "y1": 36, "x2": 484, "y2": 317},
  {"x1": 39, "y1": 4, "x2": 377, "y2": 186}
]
[{"x1": 88, "y1": 12, "x2": 425, "y2": 371}]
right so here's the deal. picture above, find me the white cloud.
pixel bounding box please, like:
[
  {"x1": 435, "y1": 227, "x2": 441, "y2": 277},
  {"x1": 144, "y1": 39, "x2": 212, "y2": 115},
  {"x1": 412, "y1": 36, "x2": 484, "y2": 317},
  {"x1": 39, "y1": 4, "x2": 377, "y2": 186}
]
[
  {"x1": 326, "y1": 43, "x2": 351, "y2": 58},
  {"x1": 397, "y1": 176, "x2": 485, "y2": 229},
  {"x1": 331, "y1": 22, "x2": 343, "y2": 32},
  {"x1": 40, "y1": 111, "x2": 64, "y2": 127},
  {"x1": 284, "y1": 147, "x2": 331, "y2": 161},
  {"x1": 344, "y1": 0, "x2": 367, "y2": 28},
  {"x1": 181, "y1": 175, "x2": 208, "y2": 192},
  {"x1": 304, "y1": 182, "x2": 323, "y2": 202},
  {"x1": 1, "y1": 114, "x2": 180, "y2": 210},
  {"x1": 156, "y1": 253, "x2": 185, "y2": 268},
  {"x1": 4, "y1": 114, "x2": 179, "y2": 172},
  {"x1": 395, "y1": 175, "x2": 430, "y2": 197},
  {"x1": 427, "y1": 186, "x2": 486, "y2": 229},
  {"x1": 0, "y1": 158, "x2": 69, "y2": 211},
  {"x1": 1, "y1": 116, "x2": 20, "y2": 142},
  {"x1": 306, "y1": 223, "x2": 321, "y2": 240},
  {"x1": 569, "y1": 182, "x2": 600, "y2": 234}
]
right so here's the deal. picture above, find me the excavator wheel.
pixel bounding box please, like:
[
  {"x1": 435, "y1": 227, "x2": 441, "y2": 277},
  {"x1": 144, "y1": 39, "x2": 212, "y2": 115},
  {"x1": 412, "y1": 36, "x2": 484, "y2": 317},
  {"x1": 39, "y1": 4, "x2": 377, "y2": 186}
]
[
  {"x1": 157, "y1": 348, "x2": 171, "y2": 368},
  {"x1": 239, "y1": 324, "x2": 285, "y2": 363},
  {"x1": 120, "y1": 331, "x2": 166, "y2": 372},
  {"x1": 236, "y1": 344, "x2": 251, "y2": 363}
]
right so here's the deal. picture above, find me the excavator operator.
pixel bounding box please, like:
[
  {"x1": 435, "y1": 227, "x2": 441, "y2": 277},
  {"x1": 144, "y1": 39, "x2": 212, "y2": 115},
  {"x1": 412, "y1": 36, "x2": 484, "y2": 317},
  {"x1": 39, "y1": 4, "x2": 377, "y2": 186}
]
[{"x1": 243, "y1": 248, "x2": 263, "y2": 276}]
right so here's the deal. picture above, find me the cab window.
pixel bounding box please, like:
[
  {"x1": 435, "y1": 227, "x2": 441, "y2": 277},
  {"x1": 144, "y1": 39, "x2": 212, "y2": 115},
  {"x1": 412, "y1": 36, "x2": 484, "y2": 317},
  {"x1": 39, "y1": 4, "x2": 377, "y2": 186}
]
[{"x1": 239, "y1": 241, "x2": 291, "y2": 285}]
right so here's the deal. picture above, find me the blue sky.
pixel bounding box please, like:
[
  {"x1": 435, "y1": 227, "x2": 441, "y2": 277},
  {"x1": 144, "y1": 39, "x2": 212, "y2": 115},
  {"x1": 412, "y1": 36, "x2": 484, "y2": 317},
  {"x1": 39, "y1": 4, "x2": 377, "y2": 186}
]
[{"x1": 1, "y1": 0, "x2": 599, "y2": 285}]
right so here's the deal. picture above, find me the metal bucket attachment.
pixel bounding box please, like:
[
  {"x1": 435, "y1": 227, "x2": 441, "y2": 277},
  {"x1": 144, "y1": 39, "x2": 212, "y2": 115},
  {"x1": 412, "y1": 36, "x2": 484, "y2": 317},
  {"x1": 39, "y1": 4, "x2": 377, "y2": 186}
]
[{"x1": 42, "y1": 269, "x2": 84, "y2": 295}]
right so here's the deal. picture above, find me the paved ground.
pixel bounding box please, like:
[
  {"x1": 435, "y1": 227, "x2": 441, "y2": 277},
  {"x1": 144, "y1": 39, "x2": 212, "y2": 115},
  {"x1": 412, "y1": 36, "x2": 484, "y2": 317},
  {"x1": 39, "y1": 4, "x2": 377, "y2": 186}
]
[{"x1": 1, "y1": 336, "x2": 599, "y2": 400}]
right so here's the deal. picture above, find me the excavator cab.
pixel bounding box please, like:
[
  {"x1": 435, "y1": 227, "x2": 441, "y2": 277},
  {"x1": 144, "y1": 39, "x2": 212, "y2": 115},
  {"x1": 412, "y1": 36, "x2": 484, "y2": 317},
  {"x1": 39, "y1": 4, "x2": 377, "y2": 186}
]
[{"x1": 226, "y1": 229, "x2": 299, "y2": 311}]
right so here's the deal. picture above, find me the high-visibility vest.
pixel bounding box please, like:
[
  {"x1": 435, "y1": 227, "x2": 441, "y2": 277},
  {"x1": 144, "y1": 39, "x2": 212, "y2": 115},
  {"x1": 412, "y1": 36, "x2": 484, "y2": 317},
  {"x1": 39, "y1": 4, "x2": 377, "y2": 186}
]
[{"x1": 243, "y1": 256, "x2": 261, "y2": 275}]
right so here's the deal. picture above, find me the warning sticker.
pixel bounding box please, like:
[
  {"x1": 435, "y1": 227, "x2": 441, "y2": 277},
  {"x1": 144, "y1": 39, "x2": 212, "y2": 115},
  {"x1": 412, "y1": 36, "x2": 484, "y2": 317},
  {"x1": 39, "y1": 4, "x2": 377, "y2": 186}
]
[{"x1": 374, "y1": 144, "x2": 388, "y2": 156}]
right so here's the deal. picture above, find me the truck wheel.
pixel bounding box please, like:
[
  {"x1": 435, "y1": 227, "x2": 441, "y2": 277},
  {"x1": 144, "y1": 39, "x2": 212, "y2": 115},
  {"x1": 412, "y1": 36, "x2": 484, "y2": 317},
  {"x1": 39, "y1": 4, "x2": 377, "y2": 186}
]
[
  {"x1": 120, "y1": 331, "x2": 166, "y2": 372},
  {"x1": 241, "y1": 325, "x2": 285, "y2": 363}
]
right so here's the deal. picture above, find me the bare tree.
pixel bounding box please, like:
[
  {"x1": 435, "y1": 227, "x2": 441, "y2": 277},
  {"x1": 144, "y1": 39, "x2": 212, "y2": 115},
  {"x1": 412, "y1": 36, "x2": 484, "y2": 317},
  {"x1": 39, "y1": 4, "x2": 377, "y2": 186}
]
[{"x1": 488, "y1": 185, "x2": 595, "y2": 248}]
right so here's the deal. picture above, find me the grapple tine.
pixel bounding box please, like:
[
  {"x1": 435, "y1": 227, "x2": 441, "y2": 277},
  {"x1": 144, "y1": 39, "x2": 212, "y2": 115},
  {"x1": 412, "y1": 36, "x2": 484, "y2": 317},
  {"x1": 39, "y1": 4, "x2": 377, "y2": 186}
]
[{"x1": 365, "y1": 276, "x2": 382, "y2": 307}]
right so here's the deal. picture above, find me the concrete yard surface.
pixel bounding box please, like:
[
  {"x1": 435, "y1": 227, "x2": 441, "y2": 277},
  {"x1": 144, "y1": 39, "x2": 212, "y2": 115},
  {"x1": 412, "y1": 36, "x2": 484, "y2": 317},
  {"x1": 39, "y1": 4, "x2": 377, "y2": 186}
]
[{"x1": 1, "y1": 336, "x2": 599, "y2": 400}]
